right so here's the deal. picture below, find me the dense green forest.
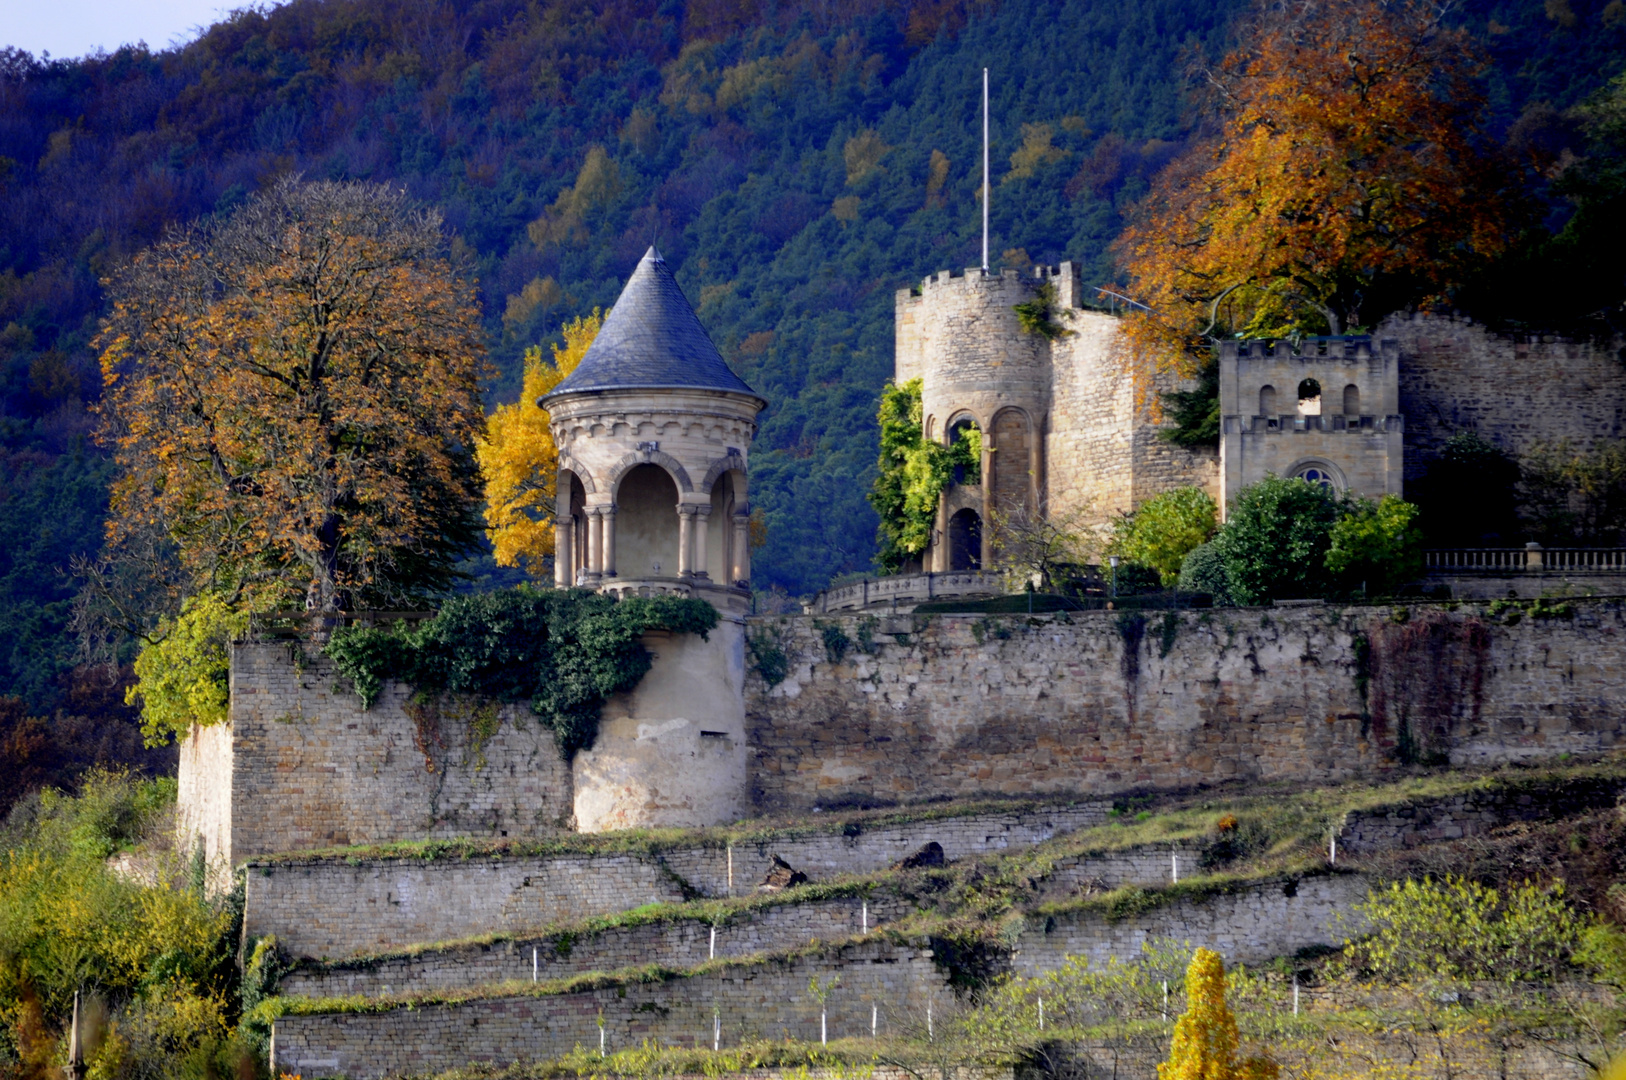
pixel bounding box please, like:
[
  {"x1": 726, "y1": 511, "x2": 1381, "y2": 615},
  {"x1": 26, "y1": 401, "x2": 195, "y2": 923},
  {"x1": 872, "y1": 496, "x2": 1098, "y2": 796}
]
[{"x1": 1, "y1": 0, "x2": 1623, "y2": 717}]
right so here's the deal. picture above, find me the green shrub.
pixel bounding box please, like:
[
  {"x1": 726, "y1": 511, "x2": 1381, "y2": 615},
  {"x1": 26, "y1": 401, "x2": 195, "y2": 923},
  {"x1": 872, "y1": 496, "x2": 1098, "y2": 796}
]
[
  {"x1": 126, "y1": 593, "x2": 252, "y2": 747},
  {"x1": 1325, "y1": 494, "x2": 1424, "y2": 595},
  {"x1": 1110, "y1": 487, "x2": 1219, "y2": 586},
  {"x1": 1213, "y1": 476, "x2": 1341, "y2": 604},
  {"x1": 1178, "y1": 541, "x2": 1232, "y2": 605},
  {"x1": 325, "y1": 588, "x2": 717, "y2": 759}
]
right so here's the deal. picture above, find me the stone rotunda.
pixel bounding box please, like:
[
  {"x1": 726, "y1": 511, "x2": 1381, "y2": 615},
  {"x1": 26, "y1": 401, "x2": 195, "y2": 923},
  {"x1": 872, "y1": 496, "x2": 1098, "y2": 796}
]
[
  {"x1": 539, "y1": 247, "x2": 765, "y2": 832},
  {"x1": 541, "y1": 247, "x2": 765, "y2": 615}
]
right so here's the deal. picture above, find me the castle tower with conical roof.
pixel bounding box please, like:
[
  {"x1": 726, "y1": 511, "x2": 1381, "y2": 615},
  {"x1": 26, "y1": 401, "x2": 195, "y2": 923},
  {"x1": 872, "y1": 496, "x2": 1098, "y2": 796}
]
[
  {"x1": 541, "y1": 248, "x2": 765, "y2": 609},
  {"x1": 540, "y1": 248, "x2": 764, "y2": 831}
]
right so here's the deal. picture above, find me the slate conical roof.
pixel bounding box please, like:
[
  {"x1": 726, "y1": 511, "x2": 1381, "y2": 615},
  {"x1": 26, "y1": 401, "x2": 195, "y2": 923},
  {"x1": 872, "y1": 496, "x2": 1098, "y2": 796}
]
[{"x1": 541, "y1": 248, "x2": 763, "y2": 405}]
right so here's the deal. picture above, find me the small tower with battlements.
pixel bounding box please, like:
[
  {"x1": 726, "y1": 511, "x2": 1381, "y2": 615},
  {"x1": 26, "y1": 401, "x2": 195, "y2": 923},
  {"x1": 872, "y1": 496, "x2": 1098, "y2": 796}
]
[{"x1": 1218, "y1": 337, "x2": 1404, "y2": 506}]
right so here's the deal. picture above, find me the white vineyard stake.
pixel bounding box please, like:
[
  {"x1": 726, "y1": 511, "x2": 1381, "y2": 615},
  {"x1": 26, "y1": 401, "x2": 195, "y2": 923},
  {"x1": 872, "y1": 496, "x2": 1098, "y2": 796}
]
[
  {"x1": 1171, "y1": 853, "x2": 1179, "y2": 883},
  {"x1": 1162, "y1": 981, "x2": 1169, "y2": 1020},
  {"x1": 872, "y1": 1003, "x2": 878, "y2": 1039},
  {"x1": 928, "y1": 1002, "x2": 933, "y2": 1041},
  {"x1": 1329, "y1": 833, "x2": 1337, "y2": 864},
  {"x1": 714, "y1": 1010, "x2": 721, "y2": 1052},
  {"x1": 1038, "y1": 996, "x2": 1044, "y2": 1031},
  {"x1": 1293, "y1": 975, "x2": 1300, "y2": 1017},
  {"x1": 710, "y1": 925, "x2": 716, "y2": 960},
  {"x1": 862, "y1": 900, "x2": 868, "y2": 934},
  {"x1": 532, "y1": 946, "x2": 538, "y2": 983}
]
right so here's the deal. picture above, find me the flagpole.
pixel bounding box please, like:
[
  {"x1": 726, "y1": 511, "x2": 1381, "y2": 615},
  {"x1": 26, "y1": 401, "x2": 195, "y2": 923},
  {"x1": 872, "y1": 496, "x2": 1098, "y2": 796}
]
[{"x1": 982, "y1": 67, "x2": 990, "y2": 271}]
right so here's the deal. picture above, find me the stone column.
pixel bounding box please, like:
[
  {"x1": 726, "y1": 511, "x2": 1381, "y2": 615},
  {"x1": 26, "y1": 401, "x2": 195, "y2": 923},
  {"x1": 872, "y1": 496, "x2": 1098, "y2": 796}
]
[
  {"x1": 554, "y1": 518, "x2": 573, "y2": 589},
  {"x1": 732, "y1": 509, "x2": 750, "y2": 586},
  {"x1": 587, "y1": 508, "x2": 603, "y2": 576},
  {"x1": 601, "y1": 506, "x2": 617, "y2": 577},
  {"x1": 693, "y1": 505, "x2": 711, "y2": 579},
  {"x1": 677, "y1": 506, "x2": 694, "y2": 576}
]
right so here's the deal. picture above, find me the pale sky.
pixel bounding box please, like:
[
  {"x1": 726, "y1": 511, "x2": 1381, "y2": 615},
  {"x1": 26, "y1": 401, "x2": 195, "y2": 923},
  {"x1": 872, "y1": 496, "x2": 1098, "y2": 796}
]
[{"x1": 0, "y1": 0, "x2": 278, "y2": 60}]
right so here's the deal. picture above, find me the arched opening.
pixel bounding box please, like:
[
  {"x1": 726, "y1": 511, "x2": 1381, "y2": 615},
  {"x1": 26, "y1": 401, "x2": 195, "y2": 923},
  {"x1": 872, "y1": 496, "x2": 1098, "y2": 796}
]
[
  {"x1": 1297, "y1": 378, "x2": 1322, "y2": 416},
  {"x1": 1343, "y1": 384, "x2": 1360, "y2": 416},
  {"x1": 708, "y1": 469, "x2": 747, "y2": 584},
  {"x1": 1258, "y1": 385, "x2": 1278, "y2": 416},
  {"x1": 564, "y1": 471, "x2": 588, "y2": 583},
  {"x1": 991, "y1": 408, "x2": 1032, "y2": 519},
  {"x1": 948, "y1": 508, "x2": 982, "y2": 571},
  {"x1": 947, "y1": 415, "x2": 982, "y2": 486},
  {"x1": 616, "y1": 464, "x2": 680, "y2": 577}
]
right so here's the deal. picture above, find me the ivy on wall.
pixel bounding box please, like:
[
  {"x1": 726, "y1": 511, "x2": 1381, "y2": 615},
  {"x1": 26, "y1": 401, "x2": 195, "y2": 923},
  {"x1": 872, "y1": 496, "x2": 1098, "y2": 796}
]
[
  {"x1": 869, "y1": 379, "x2": 981, "y2": 572},
  {"x1": 325, "y1": 589, "x2": 717, "y2": 759}
]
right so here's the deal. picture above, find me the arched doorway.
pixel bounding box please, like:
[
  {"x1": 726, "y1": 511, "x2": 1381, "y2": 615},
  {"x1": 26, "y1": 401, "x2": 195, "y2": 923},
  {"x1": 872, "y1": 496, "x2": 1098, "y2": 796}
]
[
  {"x1": 617, "y1": 464, "x2": 680, "y2": 576},
  {"x1": 948, "y1": 508, "x2": 982, "y2": 571}
]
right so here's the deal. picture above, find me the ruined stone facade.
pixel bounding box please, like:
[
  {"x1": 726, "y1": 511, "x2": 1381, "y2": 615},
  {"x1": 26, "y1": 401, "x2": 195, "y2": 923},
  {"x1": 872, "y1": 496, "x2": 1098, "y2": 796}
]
[{"x1": 898, "y1": 263, "x2": 1626, "y2": 547}]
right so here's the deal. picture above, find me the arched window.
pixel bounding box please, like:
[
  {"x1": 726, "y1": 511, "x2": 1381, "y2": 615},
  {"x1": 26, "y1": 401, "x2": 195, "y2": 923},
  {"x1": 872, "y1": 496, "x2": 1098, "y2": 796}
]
[
  {"x1": 1258, "y1": 385, "x2": 1277, "y2": 416},
  {"x1": 1297, "y1": 378, "x2": 1322, "y2": 417},
  {"x1": 947, "y1": 416, "x2": 981, "y2": 486},
  {"x1": 948, "y1": 508, "x2": 982, "y2": 571},
  {"x1": 1293, "y1": 462, "x2": 1340, "y2": 492},
  {"x1": 1343, "y1": 384, "x2": 1360, "y2": 416}
]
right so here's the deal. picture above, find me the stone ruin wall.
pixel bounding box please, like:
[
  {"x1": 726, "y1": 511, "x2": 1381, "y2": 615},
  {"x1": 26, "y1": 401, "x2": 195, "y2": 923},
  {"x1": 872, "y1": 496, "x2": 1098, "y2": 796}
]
[
  {"x1": 203, "y1": 643, "x2": 574, "y2": 868},
  {"x1": 1379, "y1": 313, "x2": 1626, "y2": 485},
  {"x1": 185, "y1": 603, "x2": 1626, "y2": 872},
  {"x1": 744, "y1": 602, "x2": 1626, "y2": 813}
]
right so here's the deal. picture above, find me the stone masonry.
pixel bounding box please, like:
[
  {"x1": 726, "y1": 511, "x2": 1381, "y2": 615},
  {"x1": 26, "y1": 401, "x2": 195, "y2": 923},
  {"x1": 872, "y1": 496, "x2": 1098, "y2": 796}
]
[
  {"x1": 245, "y1": 805, "x2": 1108, "y2": 959},
  {"x1": 745, "y1": 602, "x2": 1626, "y2": 811},
  {"x1": 1011, "y1": 874, "x2": 1370, "y2": 976},
  {"x1": 272, "y1": 940, "x2": 944, "y2": 1080},
  {"x1": 277, "y1": 894, "x2": 914, "y2": 999}
]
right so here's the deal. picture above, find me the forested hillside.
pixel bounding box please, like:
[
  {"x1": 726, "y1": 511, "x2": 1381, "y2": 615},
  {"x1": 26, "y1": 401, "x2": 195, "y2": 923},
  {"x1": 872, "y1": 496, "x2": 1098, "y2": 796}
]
[{"x1": 1, "y1": 0, "x2": 1623, "y2": 711}]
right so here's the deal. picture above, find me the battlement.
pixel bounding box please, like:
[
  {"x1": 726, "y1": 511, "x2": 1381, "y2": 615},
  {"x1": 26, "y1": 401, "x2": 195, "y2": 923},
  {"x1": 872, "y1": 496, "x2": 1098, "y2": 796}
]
[{"x1": 895, "y1": 260, "x2": 1088, "y2": 308}]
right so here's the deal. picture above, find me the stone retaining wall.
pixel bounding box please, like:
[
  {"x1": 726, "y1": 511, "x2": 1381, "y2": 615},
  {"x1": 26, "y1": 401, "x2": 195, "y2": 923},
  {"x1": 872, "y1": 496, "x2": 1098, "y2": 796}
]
[
  {"x1": 271, "y1": 940, "x2": 944, "y2": 1080},
  {"x1": 1337, "y1": 777, "x2": 1625, "y2": 856},
  {"x1": 1037, "y1": 845, "x2": 1208, "y2": 902},
  {"x1": 278, "y1": 896, "x2": 914, "y2": 999},
  {"x1": 1012, "y1": 874, "x2": 1370, "y2": 976},
  {"x1": 661, "y1": 806, "x2": 1107, "y2": 896},
  {"x1": 746, "y1": 603, "x2": 1626, "y2": 812},
  {"x1": 249, "y1": 853, "x2": 686, "y2": 961},
  {"x1": 247, "y1": 806, "x2": 1106, "y2": 960}
]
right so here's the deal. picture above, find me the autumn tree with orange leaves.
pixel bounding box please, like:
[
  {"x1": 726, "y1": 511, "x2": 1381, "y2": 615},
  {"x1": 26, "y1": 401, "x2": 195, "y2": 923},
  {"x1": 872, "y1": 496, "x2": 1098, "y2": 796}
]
[
  {"x1": 476, "y1": 310, "x2": 602, "y2": 578},
  {"x1": 95, "y1": 178, "x2": 488, "y2": 614},
  {"x1": 1117, "y1": 0, "x2": 1517, "y2": 378}
]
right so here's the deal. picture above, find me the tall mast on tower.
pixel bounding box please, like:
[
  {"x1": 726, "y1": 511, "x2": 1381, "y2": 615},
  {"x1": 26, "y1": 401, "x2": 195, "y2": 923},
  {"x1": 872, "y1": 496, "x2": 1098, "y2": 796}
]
[{"x1": 981, "y1": 67, "x2": 990, "y2": 272}]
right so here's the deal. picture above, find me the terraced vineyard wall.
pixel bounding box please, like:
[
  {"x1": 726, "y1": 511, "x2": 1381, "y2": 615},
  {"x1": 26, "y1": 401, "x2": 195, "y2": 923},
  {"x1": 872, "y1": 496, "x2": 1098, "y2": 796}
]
[
  {"x1": 1013, "y1": 874, "x2": 1369, "y2": 975},
  {"x1": 272, "y1": 940, "x2": 941, "y2": 1080},
  {"x1": 247, "y1": 805, "x2": 1106, "y2": 959},
  {"x1": 746, "y1": 602, "x2": 1626, "y2": 811}
]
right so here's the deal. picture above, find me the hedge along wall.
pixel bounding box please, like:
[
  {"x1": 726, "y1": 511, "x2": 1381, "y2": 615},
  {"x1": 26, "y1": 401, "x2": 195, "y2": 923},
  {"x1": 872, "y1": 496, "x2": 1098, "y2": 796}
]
[{"x1": 744, "y1": 602, "x2": 1626, "y2": 812}]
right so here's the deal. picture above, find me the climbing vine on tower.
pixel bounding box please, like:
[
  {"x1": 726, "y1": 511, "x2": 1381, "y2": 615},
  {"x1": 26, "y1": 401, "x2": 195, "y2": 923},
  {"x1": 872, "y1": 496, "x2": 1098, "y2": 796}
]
[
  {"x1": 869, "y1": 379, "x2": 981, "y2": 572},
  {"x1": 324, "y1": 588, "x2": 717, "y2": 759}
]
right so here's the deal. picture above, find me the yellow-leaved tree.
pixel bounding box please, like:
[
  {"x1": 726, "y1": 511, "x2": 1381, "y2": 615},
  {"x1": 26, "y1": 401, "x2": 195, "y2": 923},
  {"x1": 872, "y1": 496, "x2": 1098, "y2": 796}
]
[
  {"x1": 477, "y1": 311, "x2": 602, "y2": 576},
  {"x1": 1159, "y1": 948, "x2": 1277, "y2": 1080}
]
